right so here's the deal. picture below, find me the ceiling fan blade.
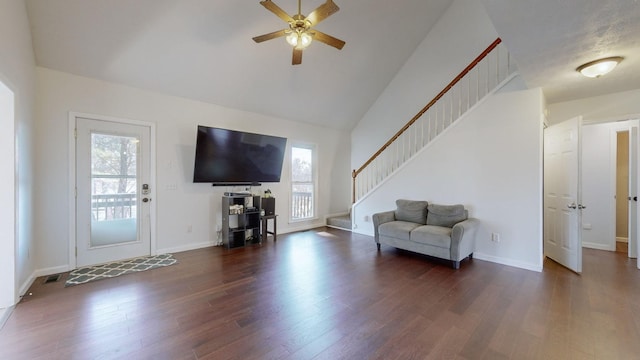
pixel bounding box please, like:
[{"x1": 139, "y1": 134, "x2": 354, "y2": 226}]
[
  {"x1": 306, "y1": 0, "x2": 340, "y2": 26},
  {"x1": 311, "y1": 30, "x2": 345, "y2": 50},
  {"x1": 292, "y1": 48, "x2": 303, "y2": 65},
  {"x1": 259, "y1": 0, "x2": 294, "y2": 23},
  {"x1": 252, "y1": 29, "x2": 288, "y2": 43}
]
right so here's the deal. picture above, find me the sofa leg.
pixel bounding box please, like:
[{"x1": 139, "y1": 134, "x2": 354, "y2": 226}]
[
  {"x1": 453, "y1": 261, "x2": 460, "y2": 270},
  {"x1": 376, "y1": 243, "x2": 381, "y2": 251},
  {"x1": 469, "y1": 253, "x2": 473, "y2": 260}
]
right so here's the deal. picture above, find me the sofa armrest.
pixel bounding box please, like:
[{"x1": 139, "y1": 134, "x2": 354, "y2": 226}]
[
  {"x1": 372, "y1": 210, "x2": 396, "y2": 243},
  {"x1": 450, "y1": 218, "x2": 480, "y2": 261}
]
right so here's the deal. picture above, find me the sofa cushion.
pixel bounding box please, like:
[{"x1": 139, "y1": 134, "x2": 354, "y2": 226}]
[
  {"x1": 426, "y1": 204, "x2": 467, "y2": 228},
  {"x1": 379, "y1": 221, "x2": 422, "y2": 241},
  {"x1": 410, "y1": 225, "x2": 452, "y2": 248},
  {"x1": 395, "y1": 199, "x2": 428, "y2": 224}
]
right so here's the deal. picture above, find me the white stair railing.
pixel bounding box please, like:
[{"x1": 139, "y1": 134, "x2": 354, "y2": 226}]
[{"x1": 352, "y1": 38, "x2": 516, "y2": 203}]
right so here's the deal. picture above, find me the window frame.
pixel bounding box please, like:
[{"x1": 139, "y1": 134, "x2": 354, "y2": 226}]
[{"x1": 289, "y1": 142, "x2": 317, "y2": 222}]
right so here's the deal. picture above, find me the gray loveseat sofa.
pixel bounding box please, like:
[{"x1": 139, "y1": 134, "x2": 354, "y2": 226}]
[{"x1": 372, "y1": 199, "x2": 479, "y2": 269}]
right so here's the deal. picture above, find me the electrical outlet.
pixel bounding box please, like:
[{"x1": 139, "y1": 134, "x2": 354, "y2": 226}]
[
  {"x1": 491, "y1": 233, "x2": 501, "y2": 243},
  {"x1": 364, "y1": 215, "x2": 370, "y2": 222}
]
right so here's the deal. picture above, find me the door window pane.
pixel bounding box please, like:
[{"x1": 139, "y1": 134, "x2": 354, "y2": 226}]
[{"x1": 90, "y1": 133, "x2": 139, "y2": 247}]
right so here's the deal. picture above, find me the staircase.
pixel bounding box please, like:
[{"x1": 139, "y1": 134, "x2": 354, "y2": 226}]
[
  {"x1": 352, "y1": 38, "x2": 517, "y2": 204},
  {"x1": 326, "y1": 212, "x2": 352, "y2": 230}
]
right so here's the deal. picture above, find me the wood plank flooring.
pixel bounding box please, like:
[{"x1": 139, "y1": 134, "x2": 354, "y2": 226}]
[
  {"x1": 1, "y1": 227, "x2": 640, "y2": 359},
  {"x1": 616, "y1": 240, "x2": 629, "y2": 253}
]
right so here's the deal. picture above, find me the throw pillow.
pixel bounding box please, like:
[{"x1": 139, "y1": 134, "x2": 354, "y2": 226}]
[
  {"x1": 426, "y1": 204, "x2": 467, "y2": 227},
  {"x1": 395, "y1": 199, "x2": 428, "y2": 224}
]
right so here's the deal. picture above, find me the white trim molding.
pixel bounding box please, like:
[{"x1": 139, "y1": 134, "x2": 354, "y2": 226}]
[{"x1": 67, "y1": 112, "x2": 157, "y2": 270}]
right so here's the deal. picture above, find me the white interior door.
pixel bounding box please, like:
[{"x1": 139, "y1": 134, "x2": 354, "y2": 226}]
[
  {"x1": 629, "y1": 126, "x2": 638, "y2": 260},
  {"x1": 544, "y1": 116, "x2": 583, "y2": 273},
  {"x1": 76, "y1": 117, "x2": 152, "y2": 267}
]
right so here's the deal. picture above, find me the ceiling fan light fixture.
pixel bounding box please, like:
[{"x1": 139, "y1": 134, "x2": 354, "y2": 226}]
[
  {"x1": 576, "y1": 56, "x2": 623, "y2": 78},
  {"x1": 299, "y1": 32, "x2": 312, "y2": 48},
  {"x1": 286, "y1": 32, "x2": 298, "y2": 47},
  {"x1": 286, "y1": 31, "x2": 312, "y2": 49}
]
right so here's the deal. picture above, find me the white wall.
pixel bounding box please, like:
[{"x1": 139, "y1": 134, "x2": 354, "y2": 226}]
[
  {"x1": 34, "y1": 67, "x2": 351, "y2": 271},
  {"x1": 548, "y1": 88, "x2": 640, "y2": 125},
  {"x1": 0, "y1": 0, "x2": 37, "y2": 307},
  {"x1": 351, "y1": 0, "x2": 500, "y2": 171},
  {"x1": 581, "y1": 120, "x2": 638, "y2": 251},
  {"x1": 548, "y1": 88, "x2": 640, "y2": 253},
  {"x1": 581, "y1": 123, "x2": 615, "y2": 251},
  {"x1": 353, "y1": 87, "x2": 545, "y2": 272}
]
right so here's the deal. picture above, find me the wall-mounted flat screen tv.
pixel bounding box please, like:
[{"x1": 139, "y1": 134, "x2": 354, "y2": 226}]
[{"x1": 193, "y1": 125, "x2": 287, "y2": 185}]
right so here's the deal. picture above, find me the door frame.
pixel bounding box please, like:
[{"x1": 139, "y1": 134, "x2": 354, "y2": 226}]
[
  {"x1": 577, "y1": 115, "x2": 640, "y2": 269},
  {"x1": 600, "y1": 120, "x2": 639, "y2": 259},
  {"x1": 68, "y1": 112, "x2": 157, "y2": 269},
  {"x1": 630, "y1": 126, "x2": 639, "y2": 259},
  {"x1": 610, "y1": 125, "x2": 633, "y2": 253},
  {"x1": 0, "y1": 78, "x2": 16, "y2": 309}
]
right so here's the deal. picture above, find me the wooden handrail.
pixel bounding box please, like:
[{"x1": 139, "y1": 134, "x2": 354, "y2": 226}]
[{"x1": 352, "y1": 37, "x2": 502, "y2": 203}]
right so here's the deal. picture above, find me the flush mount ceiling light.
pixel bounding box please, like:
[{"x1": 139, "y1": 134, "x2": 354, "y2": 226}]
[{"x1": 576, "y1": 56, "x2": 624, "y2": 78}]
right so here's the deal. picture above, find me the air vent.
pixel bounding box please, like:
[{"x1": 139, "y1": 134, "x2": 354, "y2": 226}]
[{"x1": 43, "y1": 274, "x2": 62, "y2": 284}]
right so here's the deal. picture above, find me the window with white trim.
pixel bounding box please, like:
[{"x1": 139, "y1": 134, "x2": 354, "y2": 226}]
[{"x1": 291, "y1": 144, "x2": 315, "y2": 221}]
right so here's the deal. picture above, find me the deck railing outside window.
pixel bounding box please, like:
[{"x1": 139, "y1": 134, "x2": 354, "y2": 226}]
[
  {"x1": 292, "y1": 191, "x2": 313, "y2": 220},
  {"x1": 92, "y1": 193, "x2": 137, "y2": 221}
]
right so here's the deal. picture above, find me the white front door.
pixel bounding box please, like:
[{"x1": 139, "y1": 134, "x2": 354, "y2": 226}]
[
  {"x1": 544, "y1": 116, "x2": 583, "y2": 273},
  {"x1": 75, "y1": 117, "x2": 152, "y2": 267}
]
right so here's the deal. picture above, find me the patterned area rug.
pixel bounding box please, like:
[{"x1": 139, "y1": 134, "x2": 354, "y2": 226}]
[{"x1": 65, "y1": 254, "x2": 177, "y2": 287}]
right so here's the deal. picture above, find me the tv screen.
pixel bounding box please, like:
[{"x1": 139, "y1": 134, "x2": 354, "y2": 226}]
[{"x1": 193, "y1": 125, "x2": 287, "y2": 184}]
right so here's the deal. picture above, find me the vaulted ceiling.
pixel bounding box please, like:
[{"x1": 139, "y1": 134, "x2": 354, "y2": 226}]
[
  {"x1": 482, "y1": 0, "x2": 640, "y2": 104},
  {"x1": 25, "y1": 0, "x2": 640, "y2": 130}
]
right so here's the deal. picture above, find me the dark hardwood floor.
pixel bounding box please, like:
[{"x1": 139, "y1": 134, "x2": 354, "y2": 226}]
[{"x1": 2, "y1": 227, "x2": 640, "y2": 359}]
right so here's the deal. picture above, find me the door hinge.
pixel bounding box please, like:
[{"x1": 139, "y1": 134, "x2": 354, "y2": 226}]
[
  {"x1": 75, "y1": 247, "x2": 77, "y2": 256},
  {"x1": 74, "y1": 128, "x2": 77, "y2": 139},
  {"x1": 74, "y1": 187, "x2": 77, "y2": 198}
]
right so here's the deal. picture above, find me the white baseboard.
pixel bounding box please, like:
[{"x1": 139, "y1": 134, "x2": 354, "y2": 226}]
[
  {"x1": 583, "y1": 242, "x2": 616, "y2": 251},
  {"x1": 157, "y1": 223, "x2": 330, "y2": 255},
  {"x1": 19, "y1": 274, "x2": 36, "y2": 299},
  {"x1": 351, "y1": 227, "x2": 374, "y2": 237},
  {"x1": 283, "y1": 221, "x2": 326, "y2": 234},
  {"x1": 0, "y1": 306, "x2": 15, "y2": 330},
  {"x1": 19, "y1": 265, "x2": 70, "y2": 298},
  {"x1": 326, "y1": 225, "x2": 352, "y2": 231},
  {"x1": 156, "y1": 241, "x2": 216, "y2": 255},
  {"x1": 473, "y1": 252, "x2": 543, "y2": 273}
]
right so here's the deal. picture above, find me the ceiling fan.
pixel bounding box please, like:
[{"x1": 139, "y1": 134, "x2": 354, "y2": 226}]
[{"x1": 252, "y1": 0, "x2": 345, "y2": 65}]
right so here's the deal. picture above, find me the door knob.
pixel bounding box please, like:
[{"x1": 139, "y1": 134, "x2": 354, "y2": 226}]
[
  {"x1": 567, "y1": 203, "x2": 577, "y2": 209},
  {"x1": 578, "y1": 204, "x2": 586, "y2": 210},
  {"x1": 635, "y1": 196, "x2": 638, "y2": 202},
  {"x1": 142, "y1": 198, "x2": 150, "y2": 203}
]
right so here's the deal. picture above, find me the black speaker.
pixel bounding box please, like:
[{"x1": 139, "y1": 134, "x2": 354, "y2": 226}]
[{"x1": 262, "y1": 197, "x2": 275, "y2": 216}]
